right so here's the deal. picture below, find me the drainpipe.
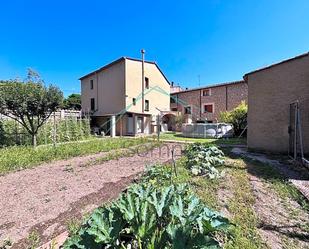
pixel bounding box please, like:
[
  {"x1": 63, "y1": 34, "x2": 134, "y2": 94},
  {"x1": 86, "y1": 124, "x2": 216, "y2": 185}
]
[
  {"x1": 96, "y1": 72, "x2": 99, "y2": 113},
  {"x1": 225, "y1": 86, "x2": 228, "y2": 111},
  {"x1": 141, "y1": 49, "x2": 145, "y2": 113},
  {"x1": 199, "y1": 89, "x2": 202, "y2": 119}
]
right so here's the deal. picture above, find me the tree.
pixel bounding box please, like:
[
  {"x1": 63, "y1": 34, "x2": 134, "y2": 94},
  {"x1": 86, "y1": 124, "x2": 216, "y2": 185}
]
[
  {"x1": 63, "y1": 93, "x2": 81, "y2": 110},
  {"x1": 219, "y1": 101, "x2": 248, "y2": 136},
  {"x1": 175, "y1": 113, "x2": 185, "y2": 131},
  {"x1": 0, "y1": 69, "x2": 63, "y2": 146}
]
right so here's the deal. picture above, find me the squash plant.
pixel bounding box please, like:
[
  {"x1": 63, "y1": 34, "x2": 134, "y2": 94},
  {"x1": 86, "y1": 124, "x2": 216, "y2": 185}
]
[
  {"x1": 63, "y1": 183, "x2": 230, "y2": 248},
  {"x1": 185, "y1": 143, "x2": 225, "y2": 178}
]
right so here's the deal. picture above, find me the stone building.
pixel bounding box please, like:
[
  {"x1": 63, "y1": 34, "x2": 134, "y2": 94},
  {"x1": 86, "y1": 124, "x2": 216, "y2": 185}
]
[{"x1": 170, "y1": 81, "x2": 248, "y2": 123}]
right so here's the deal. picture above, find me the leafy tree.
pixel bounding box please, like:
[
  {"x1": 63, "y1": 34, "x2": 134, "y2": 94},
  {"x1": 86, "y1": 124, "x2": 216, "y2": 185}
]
[
  {"x1": 219, "y1": 101, "x2": 248, "y2": 136},
  {"x1": 0, "y1": 69, "x2": 63, "y2": 146},
  {"x1": 63, "y1": 93, "x2": 81, "y2": 110}
]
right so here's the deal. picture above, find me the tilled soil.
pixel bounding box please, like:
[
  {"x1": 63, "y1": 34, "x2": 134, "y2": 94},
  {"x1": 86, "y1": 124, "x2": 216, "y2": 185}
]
[
  {"x1": 248, "y1": 167, "x2": 309, "y2": 249},
  {"x1": 0, "y1": 143, "x2": 182, "y2": 248}
]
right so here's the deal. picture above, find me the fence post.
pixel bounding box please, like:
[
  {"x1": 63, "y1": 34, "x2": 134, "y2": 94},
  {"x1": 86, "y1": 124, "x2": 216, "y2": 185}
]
[{"x1": 53, "y1": 111, "x2": 56, "y2": 147}]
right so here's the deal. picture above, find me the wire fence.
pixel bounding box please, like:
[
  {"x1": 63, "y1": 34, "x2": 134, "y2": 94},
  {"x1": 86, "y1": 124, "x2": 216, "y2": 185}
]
[{"x1": 0, "y1": 110, "x2": 91, "y2": 147}]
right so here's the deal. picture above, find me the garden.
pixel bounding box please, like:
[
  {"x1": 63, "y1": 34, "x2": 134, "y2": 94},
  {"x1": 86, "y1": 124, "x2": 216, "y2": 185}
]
[{"x1": 60, "y1": 143, "x2": 309, "y2": 249}]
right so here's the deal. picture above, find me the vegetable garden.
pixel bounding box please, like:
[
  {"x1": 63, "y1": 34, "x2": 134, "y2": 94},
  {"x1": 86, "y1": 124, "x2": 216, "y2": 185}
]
[
  {"x1": 63, "y1": 143, "x2": 232, "y2": 249},
  {"x1": 60, "y1": 142, "x2": 309, "y2": 249}
]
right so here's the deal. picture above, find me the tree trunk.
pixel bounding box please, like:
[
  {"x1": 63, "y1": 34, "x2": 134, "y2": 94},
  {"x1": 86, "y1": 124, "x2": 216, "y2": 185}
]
[{"x1": 31, "y1": 133, "x2": 37, "y2": 147}]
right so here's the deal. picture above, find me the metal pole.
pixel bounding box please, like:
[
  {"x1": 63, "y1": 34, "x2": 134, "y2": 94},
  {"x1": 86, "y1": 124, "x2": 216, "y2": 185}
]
[
  {"x1": 294, "y1": 103, "x2": 298, "y2": 159},
  {"x1": 157, "y1": 114, "x2": 160, "y2": 141},
  {"x1": 171, "y1": 149, "x2": 177, "y2": 177},
  {"x1": 141, "y1": 49, "x2": 145, "y2": 113}
]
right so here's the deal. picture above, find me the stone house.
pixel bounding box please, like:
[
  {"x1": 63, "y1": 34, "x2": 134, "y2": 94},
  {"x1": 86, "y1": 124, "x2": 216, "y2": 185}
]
[{"x1": 170, "y1": 81, "x2": 248, "y2": 123}]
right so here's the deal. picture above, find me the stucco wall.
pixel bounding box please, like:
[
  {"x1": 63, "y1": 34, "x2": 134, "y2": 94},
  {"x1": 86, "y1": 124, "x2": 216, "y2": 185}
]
[
  {"x1": 247, "y1": 55, "x2": 309, "y2": 154},
  {"x1": 171, "y1": 82, "x2": 248, "y2": 122},
  {"x1": 81, "y1": 60, "x2": 125, "y2": 115},
  {"x1": 125, "y1": 59, "x2": 170, "y2": 119}
]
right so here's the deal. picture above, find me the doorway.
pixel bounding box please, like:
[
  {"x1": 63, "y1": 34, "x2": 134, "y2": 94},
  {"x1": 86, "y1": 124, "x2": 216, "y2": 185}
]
[{"x1": 137, "y1": 117, "x2": 143, "y2": 133}]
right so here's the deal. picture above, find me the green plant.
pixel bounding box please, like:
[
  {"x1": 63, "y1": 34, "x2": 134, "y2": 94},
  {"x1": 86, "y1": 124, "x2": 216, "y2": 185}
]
[
  {"x1": 219, "y1": 101, "x2": 247, "y2": 136},
  {"x1": 175, "y1": 114, "x2": 185, "y2": 131},
  {"x1": 185, "y1": 143, "x2": 225, "y2": 178},
  {"x1": 63, "y1": 183, "x2": 230, "y2": 248},
  {"x1": 141, "y1": 164, "x2": 173, "y2": 186},
  {"x1": 0, "y1": 69, "x2": 63, "y2": 146},
  {"x1": 27, "y1": 231, "x2": 40, "y2": 249},
  {"x1": 67, "y1": 218, "x2": 82, "y2": 236},
  {"x1": 0, "y1": 137, "x2": 150, "y2": 174}
]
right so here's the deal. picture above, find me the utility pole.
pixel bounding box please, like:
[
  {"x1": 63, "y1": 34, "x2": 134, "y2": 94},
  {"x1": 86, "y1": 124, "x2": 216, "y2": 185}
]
[{"x1": 141, "y1": 49, "x2": 145, "y2": 113}]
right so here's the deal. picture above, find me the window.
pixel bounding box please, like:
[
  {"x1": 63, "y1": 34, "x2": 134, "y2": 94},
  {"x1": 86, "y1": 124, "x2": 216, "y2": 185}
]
[
  {"x1": 132, "y1": 98, "x2": 136, "y2": 105},
  {"x1": 171, "y1": 107, "x2": 177, "y2": 111},
  {"x1": 170, "y1": 96, "x2": 176, "y2": 103},
  {"x1": 90, "y1": 98, "x2": 95, "y2": 111},
  {"x1": 184, "y1": 106, "x2": 191, "y2": 114},
  {"x1": 204, "y1": 104, "x2": 214, "y2": 113},
  {"x1": 202, "y1": 89, "x2": 211, "y2": 96},
  {"x1": 90, "y1": 79, "x2": 94, "y2": 89},
  {"x1": 145, "y1": 77, "x2": 149, "y2": 89},
  {"x1": 145, "y1": 100, "x2": 149, "y2": 111}
]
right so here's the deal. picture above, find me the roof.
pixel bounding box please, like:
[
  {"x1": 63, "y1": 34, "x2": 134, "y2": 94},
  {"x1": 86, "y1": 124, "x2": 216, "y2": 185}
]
[
  {"x1": 171, "y1": 80, "x2": 245, "y2": 95},
  {"x1": 243, "y1": 51, "x2": 309, "y2": 80},
  {"x1": 79, "y1": 57, "x2": 170, "y2": 84}
]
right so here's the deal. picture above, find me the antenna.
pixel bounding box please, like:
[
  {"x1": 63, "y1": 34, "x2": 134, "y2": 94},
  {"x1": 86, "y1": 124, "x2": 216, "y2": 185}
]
[{"x1": 141, "y1": 49, "x2": 145, "y2": 113}]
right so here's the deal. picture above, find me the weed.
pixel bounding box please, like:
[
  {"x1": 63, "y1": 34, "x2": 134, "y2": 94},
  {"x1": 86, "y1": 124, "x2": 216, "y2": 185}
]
[
  {"x1": 27, "y1": 231, "x2": 40, "y2": 249},
  {"x1": 66, "y1": 218, "x2": 82, "y2": 236}
]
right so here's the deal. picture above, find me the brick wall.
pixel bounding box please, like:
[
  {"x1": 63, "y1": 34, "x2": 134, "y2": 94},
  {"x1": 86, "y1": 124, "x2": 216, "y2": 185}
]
[{"x1": 171, "y1": 81, "x2": 248, "y2": 122}]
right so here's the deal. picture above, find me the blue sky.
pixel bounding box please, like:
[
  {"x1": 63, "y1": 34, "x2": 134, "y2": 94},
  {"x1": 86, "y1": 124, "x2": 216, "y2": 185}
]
[{"x1": 0, "y1": 0, "x2": 308, "y2": 96}]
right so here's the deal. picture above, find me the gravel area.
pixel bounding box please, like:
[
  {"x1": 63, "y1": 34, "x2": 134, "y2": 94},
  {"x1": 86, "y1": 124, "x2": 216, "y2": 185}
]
[{"x1": 0, "y1": 143, "x2": 183, "y2": 248}]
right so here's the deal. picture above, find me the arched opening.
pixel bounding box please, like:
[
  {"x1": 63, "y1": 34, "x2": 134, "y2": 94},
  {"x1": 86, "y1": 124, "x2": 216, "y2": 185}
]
[{"x1": 161, "y1": 113, "x2": 176, "y2": 131}]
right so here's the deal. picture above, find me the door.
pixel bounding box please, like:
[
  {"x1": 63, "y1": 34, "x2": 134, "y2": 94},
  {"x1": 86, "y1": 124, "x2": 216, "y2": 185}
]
[
  {"x1": 137, "y1": 117, "x2": 143, "y2": 133},
  {"x1": 288, "y1": 102, "x2": 304, "y2": 159},
  {"x1": 127, "y1": 117, "x2": 134, "y2": 134}
]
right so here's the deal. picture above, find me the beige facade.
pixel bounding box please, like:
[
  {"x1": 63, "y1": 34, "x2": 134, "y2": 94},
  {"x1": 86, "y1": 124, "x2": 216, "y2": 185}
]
[
  {"x1": 80, "y1": 57, "x2": 170, "y2": 136},
  {"x1": 245, "y1": 52, "x2": 309, "y2": 154}
]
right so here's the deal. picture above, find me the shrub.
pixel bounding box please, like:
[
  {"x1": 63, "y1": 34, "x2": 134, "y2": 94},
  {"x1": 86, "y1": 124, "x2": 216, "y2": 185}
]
[
  {"x1": 63, "y1": 183, "x2": 230, "y2": 248},
  {"x1": 219, "y1": 101, "x2": 247, "y2": 137},
  {"x1": 185, "y1": 143, "x2": 225, "y2": 178}
]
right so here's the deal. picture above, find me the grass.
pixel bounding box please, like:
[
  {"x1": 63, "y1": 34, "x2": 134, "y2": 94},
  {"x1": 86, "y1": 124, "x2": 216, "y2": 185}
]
[
  {"x1": 66, "y1": 218, "x2": 82, "y2": 236},
  {"x1": 27, "y1": 231, "x2": 40, "y2": 249},
  {"x1": 0, "y1": 137, "x2": 150, "y2": 174},
  {"x1": 223, "y1": 158, "x2": 267, "y2": 249},
  {"x1": 159, "y1": 132, "x2": 246, "y2": 145}
]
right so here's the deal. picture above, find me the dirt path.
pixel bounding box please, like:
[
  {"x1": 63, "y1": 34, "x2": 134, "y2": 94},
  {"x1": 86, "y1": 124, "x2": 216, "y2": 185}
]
[
  {"x1": 248, "y1": 166, "x2": 309, "y2": 249},
  {"x1": 0, "y1": 143, "x2": 182, "y2": 248},
  {"x1": 224, "y1": 150, "x2": 309, "y2": 248}
]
